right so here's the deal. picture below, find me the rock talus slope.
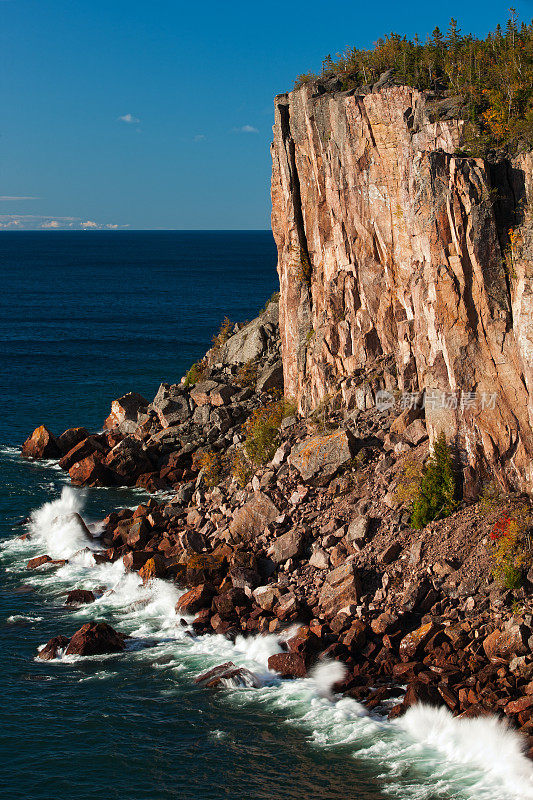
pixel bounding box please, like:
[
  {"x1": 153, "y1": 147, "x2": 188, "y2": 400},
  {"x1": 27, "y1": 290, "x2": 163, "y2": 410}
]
[{"x1": 271, "y1": 82, "x2": 533, "y2": 492}]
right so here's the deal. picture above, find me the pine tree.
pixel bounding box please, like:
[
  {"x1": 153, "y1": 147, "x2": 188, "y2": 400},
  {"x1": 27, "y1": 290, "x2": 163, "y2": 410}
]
[{"x1": 411, "y1": 432, "x2": 457, "y2": 529}]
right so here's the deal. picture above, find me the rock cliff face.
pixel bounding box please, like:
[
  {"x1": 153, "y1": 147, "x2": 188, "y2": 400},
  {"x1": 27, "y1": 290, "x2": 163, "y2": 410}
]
[{"x1": 271, "y1": 82, "x2": 533, "y2": 492}]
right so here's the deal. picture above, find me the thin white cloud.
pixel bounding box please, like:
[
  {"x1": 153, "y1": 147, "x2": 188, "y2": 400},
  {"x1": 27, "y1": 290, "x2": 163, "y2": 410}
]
[
  {"x1": 233, "y1": 124, "x2": 259, "y2": 134},
  {"x1": 0, "y1": 196, "x2": 40, "y2": 201},
  {"x1": 118, "y1": 113, "x2": 140, "y2": 124},
  {"x1": 194, "y1": 134, "x2": 206, "y2": 141},
  {"x1": 0, "y1": 214, "x2": 127, "y2": 230}
]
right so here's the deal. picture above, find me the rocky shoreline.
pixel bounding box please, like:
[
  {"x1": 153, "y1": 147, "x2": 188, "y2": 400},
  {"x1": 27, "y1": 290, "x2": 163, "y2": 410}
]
[{"x1": 20, "y1": 299, "x2": 533, "y2": 758}]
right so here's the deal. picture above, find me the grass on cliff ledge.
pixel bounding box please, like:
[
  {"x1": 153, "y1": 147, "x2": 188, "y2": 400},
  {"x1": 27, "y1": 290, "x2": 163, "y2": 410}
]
[{"x1": 295, "y1": 11, "x2": 533, "y2": 156}]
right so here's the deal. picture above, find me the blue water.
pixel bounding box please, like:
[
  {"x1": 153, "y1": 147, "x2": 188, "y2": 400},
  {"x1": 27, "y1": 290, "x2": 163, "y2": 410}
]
[{"x1": 0, "y1": 232, "x2": 530, "y2": 800}]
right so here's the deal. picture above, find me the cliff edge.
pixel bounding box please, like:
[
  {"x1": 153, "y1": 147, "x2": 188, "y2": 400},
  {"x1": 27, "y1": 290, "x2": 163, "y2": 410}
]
[{"x1": 271, "y1": 80, "x2": 533, "y2": 494}]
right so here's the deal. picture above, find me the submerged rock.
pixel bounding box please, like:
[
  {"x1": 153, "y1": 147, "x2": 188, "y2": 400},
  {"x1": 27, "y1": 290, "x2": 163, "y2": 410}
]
[
  {"x1": 195, "y1": 661, "x2": 261, "y2": 689},
  {"x1": 37, "y1": 635, "x2": 70, "y2": 661},
  {"x1": 65, "y1": 589, "x2": 96, "y2": 606}
]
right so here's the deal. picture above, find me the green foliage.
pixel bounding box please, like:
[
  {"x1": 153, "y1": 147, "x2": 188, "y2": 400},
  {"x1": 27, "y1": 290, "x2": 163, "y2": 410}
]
[
  {"x1": 411, "y1": 432, "x2": 457, "y2": 529},
  {"x1": 242, "y1": 400, "x2": 284, "y2": 466},
  {"x1": 184, "y1": 359, "x2": 207, "y2": 387},
  {"x1": 294, "y1": 11, "x2": 533, "y2": 154},
  {"x1": 231, "y1": 447, "x2": 253, "y2": 488}
]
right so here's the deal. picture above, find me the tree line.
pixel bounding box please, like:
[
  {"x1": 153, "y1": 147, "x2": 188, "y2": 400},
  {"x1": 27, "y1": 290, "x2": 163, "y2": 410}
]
[{"x1": 295, "y1": 11, "x2": 533, "y2": 155}]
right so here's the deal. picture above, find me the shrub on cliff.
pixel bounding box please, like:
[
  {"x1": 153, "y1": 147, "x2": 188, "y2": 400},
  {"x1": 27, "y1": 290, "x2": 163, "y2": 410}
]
[
  {"x1": 411, "y1": 433, "x2": 457, "y2": 529},
  {"x1": 242, "y1": 400, "x2": 284, "y2": 466}
]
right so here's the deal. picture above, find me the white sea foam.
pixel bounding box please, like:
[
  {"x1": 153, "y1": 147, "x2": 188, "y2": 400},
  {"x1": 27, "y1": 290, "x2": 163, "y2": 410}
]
[
  {"x1": 6, "y1": 487, "x2": 533, "y2": 800},
  {"x1": 6, "y1": 614, "x2": 43, "y2": 624}
]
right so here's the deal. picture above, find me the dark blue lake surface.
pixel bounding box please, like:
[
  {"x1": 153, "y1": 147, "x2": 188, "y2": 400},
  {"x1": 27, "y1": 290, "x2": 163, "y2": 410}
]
[{"x1": 0, "y1": 232, "x2": 526, "y2": 800}]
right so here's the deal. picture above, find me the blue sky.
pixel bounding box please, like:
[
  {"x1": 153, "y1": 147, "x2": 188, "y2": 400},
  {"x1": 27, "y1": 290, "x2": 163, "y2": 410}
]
[{"x1": 1, "y1": 0, "x2": 532, "y2": 230}]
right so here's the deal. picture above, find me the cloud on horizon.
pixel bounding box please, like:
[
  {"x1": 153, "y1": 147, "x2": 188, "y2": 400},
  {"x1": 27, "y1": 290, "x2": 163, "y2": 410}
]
[
  {"x1": 118, "y1": 113, "x2": 140, "y2": 124},
  {"x1": 0, "y1": 214, "x2": 128, "y2": 230},
  {"x1": 0, "y1": 196, "x2": 41, "y2": 201},
  {"x1": 233, "y1": 124, "x2": 259, "y2": 134}
]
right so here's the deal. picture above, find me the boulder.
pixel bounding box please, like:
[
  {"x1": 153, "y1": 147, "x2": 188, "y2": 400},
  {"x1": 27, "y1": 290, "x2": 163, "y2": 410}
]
[
  {"x1": 189, "y1": 380, "x2": 219, "y2": 406},
  {"x1": 185, "y1": 554, "x2": 227, "y2": 587},
  {"x1": 22, "y1": 426, "x2": 60, "y2": 459},
  {"x1": 483, "y1": 624, "x2": 529, "y2": 662},
  {"x1": 138, "y1": 556, "x2": 166, "y2": 583},
  {"x1": 268, "y1": 529, "x2": 304, "y2": 564},
  {"x1": 176, "y1": 584, "x2": 215, "y2": 615},
  {"x1": 210, "y1": 385, "x2": 237, "y2": 407},
  {"x1": 59, "y1": 436, "x2": 106, "y2": 471},
  {"x1": 229, "y1": 492, "x2": 280, "y2": 541},
  {"x1": 123, "y1": 550, "x2": 155, "y2": 572},
  {"x1": 69, "y1": 454, "x2": 113, "y2": 487},
  {"x1": 65, "y1": 589, "x2": 95, "y2": 605},
  {"x1": 318, "y1": 562, "x2": 362, "y2": 618},
  {"x1": 252, "y1": 585, "x2": 282, "y2": 611},
  {"x1": 104, "y1": 392, "x2": 148, "y2": 430},
  {"x1": 213, "y1": 588, "x2": 249, "y2": 618},
  {"x1": 152, "y1": 383, "x2": 190, "y2": 427},
  {"x1": 57, "y1": 427, "x2": 90, "y2": 455},
  {"x1": 104, "y1": 438, "x2": 153, "y2": 484},
  {"x1": 267, "y1": 652, "x2": 307, "y2": 678},
  {"x1": 346, "y1": 515, "x2": 370, "y2": 545},
  {"x1": 37, "y1": 635, "x2": 70, "y2": 661},
  {"x1": 27, "y1": 555, "x2": 55, "y2": 569},
  {"x1": 195, "y1": 662, "x2": 261, "y2": 689},
  {"x1": 399, "y1": 622, "x2": 437, "y2": 661},
  {"x1": 256, "y1": 361, "x2": 284, "y2": 393},
  {"x1": 403, "y1": 419, "x2": 428, "y2": 446},
  {"x1": 289, "y1": 429, "x2": 359, "y2": 482},
  {"x1": 64, "y1": 621, "x2": 126, "y2": 656}
]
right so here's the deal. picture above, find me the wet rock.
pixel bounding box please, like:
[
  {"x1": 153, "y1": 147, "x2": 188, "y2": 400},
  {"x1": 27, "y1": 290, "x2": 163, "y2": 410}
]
[
  {"x1": 213, "y1": 588, "x2": 249, "y2": 618},
  {"x1": 229, "y1": 492, "x2": 279, "y2": 542},
  {"x1": 104, "y1": 392, "x2": 148, "y2": 430},
  {"x1": 22, "y1": 426, "x2": 61, "y2": 459},
  {"x1": 268, "y1": 529, "x2": 304, "y2": 564},
  {"x1": 65, "y1": 589, "x2": 95, "y2": 606},
  {"x1": 64, "y1": 621, "x2": 126, "y2": 656},
  {"x1": 37, "y1": 635, "x2": 70, "y2": 661},
  {"x1": 289, "y1": 429, "x2": 359, "y2": 482},
  {"x1": 138, "y1": 556, "x2": 166, "y2": 583},
  {"x1": 57, "y1": 427, "x2": 90, "y2": 455},
  {"x1": 26, "y1": 555, "x2": 65, "y2": 569},
  {"x1": 268, "y1": 651, "x2": 307, "y2": 678},
  {"x1": 195, "y1": 662, "x2": 261, "y2": 689},
  {"x1": 122, "y1": 550, "x2": 155, "y2": 572},
  {"x1": 176, "y1": 583, "x2": 215, "y2": 614}
]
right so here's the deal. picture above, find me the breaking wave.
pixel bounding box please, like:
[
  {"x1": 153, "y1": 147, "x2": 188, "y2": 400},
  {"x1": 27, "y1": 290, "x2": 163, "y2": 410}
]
[{"x1": 2, "y1": 486, "x2": 533, "y2": 800}]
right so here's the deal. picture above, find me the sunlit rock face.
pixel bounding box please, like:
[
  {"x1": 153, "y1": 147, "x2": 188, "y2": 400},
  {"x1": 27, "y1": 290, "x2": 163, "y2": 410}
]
[{"x1": 271, "y1": 82, "x2": 533, "y2": 491}]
